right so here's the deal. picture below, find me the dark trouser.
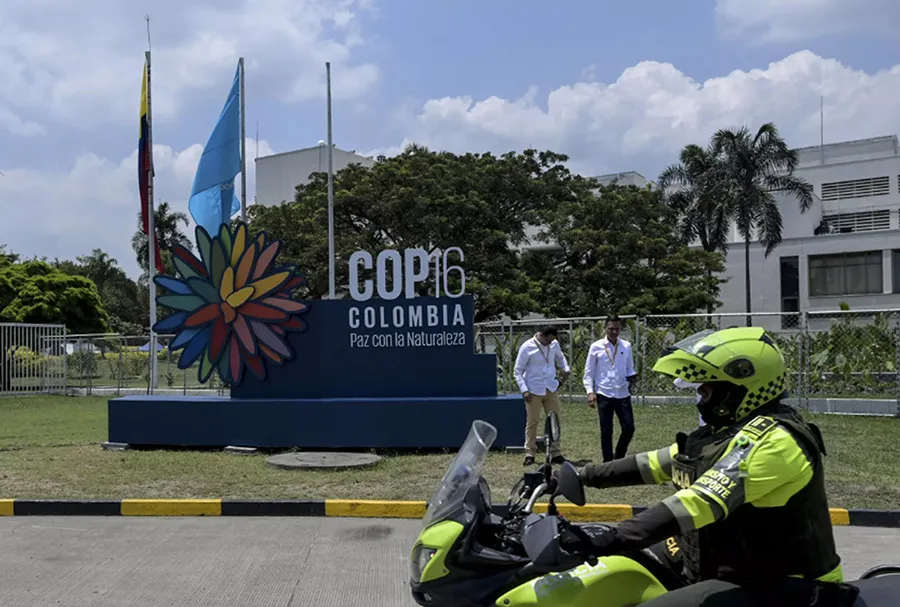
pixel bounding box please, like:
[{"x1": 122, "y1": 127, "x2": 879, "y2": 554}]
[{"x1": 597, "y1": 394, "x2": 634, "y2": 462}]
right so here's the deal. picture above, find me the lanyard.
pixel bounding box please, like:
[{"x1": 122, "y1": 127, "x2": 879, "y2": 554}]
[
  {"x1": 603, "y1": 340, "x2": 619, "y2": 365},
  {"x1": 534, "y1": 337, "x2": 551, "y2": 364}
]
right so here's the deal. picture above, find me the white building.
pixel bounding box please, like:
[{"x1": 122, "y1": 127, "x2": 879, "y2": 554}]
[
  {"x1": 713, "y1": 135, "x2": 900, "y2": 324},
  {"x1": 254, "y1": 143, "x2": 375, "y2": 207}
]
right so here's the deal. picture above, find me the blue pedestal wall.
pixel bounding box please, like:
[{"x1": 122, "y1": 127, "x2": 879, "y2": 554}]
[{"x1": 108, "y1": 394, "x2": 526, "y2": 449}]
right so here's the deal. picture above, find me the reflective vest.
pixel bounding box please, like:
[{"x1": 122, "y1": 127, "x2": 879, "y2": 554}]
[{"x1": 671, "y1": 403, "x2": 841, "y2": 584}]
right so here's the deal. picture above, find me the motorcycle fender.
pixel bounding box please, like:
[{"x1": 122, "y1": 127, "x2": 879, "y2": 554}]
[
  {"x1": 495, "y1": 555, "x2": 668, "y2": 606},
  {"x1": 410, "y1": 520, "x2": 465, "y2": 584}
]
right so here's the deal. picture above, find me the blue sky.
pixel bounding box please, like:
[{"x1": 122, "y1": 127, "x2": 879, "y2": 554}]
[{"x1": 1, "y1": 0, "x2": 899, "y2": 277}]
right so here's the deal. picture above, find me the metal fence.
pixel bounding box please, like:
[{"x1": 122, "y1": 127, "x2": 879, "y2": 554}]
[
  {"x1": 3, "y1": 309, "x2": 900, "y2": 410},
  {"x1": 0, "y1": 323, "x2": 67, "y2": 395},
  {"x1": 476, "y1": 309, "x2": 900, "y2": 413},
  {"x1": 1, "y1": 327, "x2": 229, "y2": 397}
]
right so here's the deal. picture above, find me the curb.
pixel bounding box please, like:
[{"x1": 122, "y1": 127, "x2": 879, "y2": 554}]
[{"x1": 2, "y1": 499, "x2": 900, "y2": 527}]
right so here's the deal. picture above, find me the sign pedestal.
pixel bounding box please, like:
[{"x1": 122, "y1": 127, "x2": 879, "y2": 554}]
[{"x1": 107, "y1": 230, "x2": 525, "y2": 450}]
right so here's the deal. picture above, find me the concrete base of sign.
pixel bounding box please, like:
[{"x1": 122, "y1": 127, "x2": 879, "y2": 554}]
[
  {"x1": 107, "y1": 394, "x2": 525, "y2": 449},
  {"x1": 266, "y1": 452, "x2": 382, "y2": 470}
]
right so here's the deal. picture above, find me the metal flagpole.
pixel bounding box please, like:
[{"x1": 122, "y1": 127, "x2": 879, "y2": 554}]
[
  {"x1": 239, "y1": 57, "x2": 247, "y2": 223},
  {"x1": 326, "y1": 62, "x2": 335, "y2": 299},
  {"x1": 145, "y1": 16, "x2": 158, "y2": 392}
]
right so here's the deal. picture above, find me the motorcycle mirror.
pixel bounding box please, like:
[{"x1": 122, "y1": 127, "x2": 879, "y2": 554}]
[{"x1": 556, "y1": 461, "x2": 586, "y2": 506}]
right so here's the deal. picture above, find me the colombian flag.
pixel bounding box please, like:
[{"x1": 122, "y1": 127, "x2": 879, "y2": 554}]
[{"x1": 139, "y1": 58, "x2": 165, "y2": 275}]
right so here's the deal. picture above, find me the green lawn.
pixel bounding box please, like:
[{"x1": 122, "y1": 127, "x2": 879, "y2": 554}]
[{"x1": 1, "y1": 395, "x2": 899, "y2": 509}]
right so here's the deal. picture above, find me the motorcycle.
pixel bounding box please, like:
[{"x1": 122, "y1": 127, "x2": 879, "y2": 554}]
[{"x1": 408, "y1": 413, "x2": 900, "y2": 606}]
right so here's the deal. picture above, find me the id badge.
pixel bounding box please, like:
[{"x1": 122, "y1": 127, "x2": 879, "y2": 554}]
[{"x1": 606, "y1": 369, "x2": 617, "y2": 379}]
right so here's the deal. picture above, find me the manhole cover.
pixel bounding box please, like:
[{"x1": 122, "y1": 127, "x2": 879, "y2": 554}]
[{"x1": 266, "y1": 452, "x2": 382, "y2": 470}]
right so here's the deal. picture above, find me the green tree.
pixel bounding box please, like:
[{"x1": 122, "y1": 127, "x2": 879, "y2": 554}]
[
  {"x1": 0, "y1": 260, "x2": 109, "y2": 333},
  {"x1": 523, "y1": 181, "x2": 725, "y2": 317},
  {"x1": 248, "y1": 146, "x2": 579, "y2": 322},
  {"x1": 711, "y1": 123, "x2": 814, "y2": 320},
  {"x1": 54, "y1": 249, "x2": 144, "y2": 334},
  {"x1": 658, "y1": 143, "x2": 733, "y2": 313},
  {"x1": 131, "y1": 201, "x2": 192, "y2": 283}
]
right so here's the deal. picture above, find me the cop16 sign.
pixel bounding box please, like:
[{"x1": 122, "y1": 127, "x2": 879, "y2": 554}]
[
  {"x1": 346, "y1": 247, "x2": 469, "y2": 349},
  {"x1": 348, "y1": 247, "x2": 465, "y2": 301}
]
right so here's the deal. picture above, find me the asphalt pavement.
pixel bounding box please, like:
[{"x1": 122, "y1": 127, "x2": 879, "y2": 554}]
[{"x1": 0, "y1": 517, "x2": 898, "y2": 606}]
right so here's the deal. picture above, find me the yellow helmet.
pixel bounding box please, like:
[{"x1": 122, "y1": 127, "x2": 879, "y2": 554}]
[{"x1": 652, "y1": 326, "x2": 787, "y2": 424}]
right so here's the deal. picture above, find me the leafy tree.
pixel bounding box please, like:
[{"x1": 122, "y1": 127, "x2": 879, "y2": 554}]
[
  {"x1": 131, "y1": 201, "x2": 192, "y2": 283},
  {"x1": 710, "y1": 123, "x2": 814, "y2": 319},
  {"x1": 0, "y1": 259, "x2": 109, "y2": 333},
  {"x1": 523, "y1": 181, "x2": 725, "y2": 317},
  {"x1": 54, "y1": 249, "x2": 144, "y2": 334},
  {"x1": 658, "y1": 143, "x2": 732, "y2": 313},
  {"x1": 248, "y1": 146, "x2": 580, "y2": 322}
]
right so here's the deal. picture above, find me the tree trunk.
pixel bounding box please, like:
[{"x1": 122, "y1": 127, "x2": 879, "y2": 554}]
[
  {"x1": 744, "y1": 236, "x2": 751, "y2": 326},
  {"x1": 706, "y1": 267, "x2": 714, "y2": 316}
]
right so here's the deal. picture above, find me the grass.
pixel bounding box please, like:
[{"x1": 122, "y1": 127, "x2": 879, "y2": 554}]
[{"x1": 1, "y1": 395, "x2": 899, "y2": 509}]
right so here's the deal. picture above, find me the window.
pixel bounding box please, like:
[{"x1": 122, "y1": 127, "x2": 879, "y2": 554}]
[
  {"x1": 780, "y1": 256, "x2": 800, "y2": 329},
  {"x1": 808, "y1": 251, "x2": 883, "y2": 297},
  {"x1": 821, "y1": 209, "x2": 891, "y2": 233},
  {"x1": 893, "y1": 250, "x2": 900, "y2": 294},
  {"x1": 820, "y1": 176, "x2": 890, "y2": 201}
]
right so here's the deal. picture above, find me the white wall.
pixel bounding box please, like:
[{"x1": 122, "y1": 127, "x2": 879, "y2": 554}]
[
  {"x1": 255, "y1": 145, "x2": 375, "y2": 207},
  {"x1": 716, "y1": 229, "x2": 900, "y2": 316}
]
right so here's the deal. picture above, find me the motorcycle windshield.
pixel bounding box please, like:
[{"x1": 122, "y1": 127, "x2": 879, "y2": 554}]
[{"x1": 421, "y1": 420, "x2": 498, "y2": 529}]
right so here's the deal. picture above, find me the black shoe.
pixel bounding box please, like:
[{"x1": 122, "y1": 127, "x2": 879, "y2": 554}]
[
  {"x1": 523, "y1": 455, "x2": 535, "y2": 466},
  {"x1": 550, "y1": 455, "x2": 566, "y2": 465}
]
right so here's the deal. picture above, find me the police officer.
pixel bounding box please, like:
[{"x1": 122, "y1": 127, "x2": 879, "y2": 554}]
[{"x1": 566, "y1": 327, "x2": 859, "y2": 606}]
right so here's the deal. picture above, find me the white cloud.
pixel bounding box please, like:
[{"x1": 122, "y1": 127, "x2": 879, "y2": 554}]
[
  {"x1": 0, "y1": 0, "x2": 379, "y2": 132},
  {"x1": 379, "y1": 50, "x2": 900, "y2": 177},
  {"x1": 0, "y1": 107, "x2": 45, "y2": 137},
  {"x1": 715, "y1": 0, "x2": 900, "y2": 42},
  {"x1": 0, "y1": 137, "x2": 274, "y2": 279},
  {"x1": 7, "y1": 50, "x2": 900, "y2": 283}
]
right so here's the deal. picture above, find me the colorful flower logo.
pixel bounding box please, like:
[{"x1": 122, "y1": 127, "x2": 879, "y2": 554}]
[{"x1": 152, "y1": 222, "x2": 310, "y2": 386}]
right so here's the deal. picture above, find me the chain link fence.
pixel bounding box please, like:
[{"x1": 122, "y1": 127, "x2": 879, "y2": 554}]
[
  {"x1": 4, "y1": 309, "x2": 900, "y2": 410},
  {"x1": 477, "y1": 310, "x2": 900, "y2": 414}
]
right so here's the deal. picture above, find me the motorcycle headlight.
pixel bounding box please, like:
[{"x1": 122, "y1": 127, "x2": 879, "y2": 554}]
[{"x1": 410, "y1": 545, "x2": 438, "y2": 583}]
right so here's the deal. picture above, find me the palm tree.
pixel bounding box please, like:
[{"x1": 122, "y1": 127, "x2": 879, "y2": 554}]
[
  {"x1": 658, "y1": 143, "x2": 733, "y2": 314},
  {"x1": 131, "y1": 201, "x2": 192, "y2": 281},
  {"x1": 711, "y1": 123, "x2": 814, "y2": 323}
]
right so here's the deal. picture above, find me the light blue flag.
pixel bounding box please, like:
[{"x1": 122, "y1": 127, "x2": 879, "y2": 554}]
[{"x1": 188, "y1": 63, "x2": 242, "y2": 235}]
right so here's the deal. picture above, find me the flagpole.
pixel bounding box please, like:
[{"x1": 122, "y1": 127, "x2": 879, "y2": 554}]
[
  {"x1": 239, "y1": 57, "x2": 247, "y2": 223},
  {"x1": 144, "y1": 20, "x2": 158, "y2": 392},
  {"x1": 326, "y1": 61, "x2": 335, "y2": 299}
]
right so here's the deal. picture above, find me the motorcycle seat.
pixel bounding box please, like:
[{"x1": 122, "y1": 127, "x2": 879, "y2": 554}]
[{"x1": 851, "y1": 575, "x2": 900, "y2": 606}]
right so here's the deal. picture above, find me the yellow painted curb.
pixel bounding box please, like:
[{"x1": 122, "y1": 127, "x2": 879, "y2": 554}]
[
  {"x1": 533, "y1": 503, "x2": 634, "y2": 522},
  {"x1": 325, "y1": 499, "x2": 427, "y2": 518},
  {"x1": 829, "y1": 508, "x2": 850, "y2": 526},
  {"x1": 121, "y1": 499, "x2": 222, "y2": 516},
  {"x1": 0, "y1": 499, "x2": 13, "y2": 516}
]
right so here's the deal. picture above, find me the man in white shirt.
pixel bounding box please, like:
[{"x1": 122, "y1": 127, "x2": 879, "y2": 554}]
[
  {"x1": 582, "y1": 315, "x2": 638, "y2": 462},
  {"x1": 513, "y1": 325, "x2": 571, "y2": 466}
]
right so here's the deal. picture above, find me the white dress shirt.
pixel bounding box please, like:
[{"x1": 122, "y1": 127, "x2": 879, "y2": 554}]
[
  {"x1": 514, "y1": 336, "x2": 570, "y2": 395},
  {"x1": 582, "y1": 337, "x2": 635, "y2": 399}
]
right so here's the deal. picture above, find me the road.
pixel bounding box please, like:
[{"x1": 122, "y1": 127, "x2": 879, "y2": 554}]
[{"x1": 0, "y1": 517, "x2": 898, "y2": 606}]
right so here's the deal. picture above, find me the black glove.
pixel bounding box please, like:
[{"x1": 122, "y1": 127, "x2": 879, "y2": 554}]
[{"x1": 560, "y1": 523, "x2": 620, "y2": 557}]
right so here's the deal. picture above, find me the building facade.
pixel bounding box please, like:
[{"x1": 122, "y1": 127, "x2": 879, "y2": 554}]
[
  {"x1": 254, "y1": 143, "x2": 375, "y2": 207},
  {"x1": 714, "y1": 135, "x2": 900, "y2": 323}
]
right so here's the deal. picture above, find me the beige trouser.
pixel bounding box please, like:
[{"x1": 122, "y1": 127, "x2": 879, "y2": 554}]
[{"x1": 524, "y1": 390, "x2": 562, "y2": 457}]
